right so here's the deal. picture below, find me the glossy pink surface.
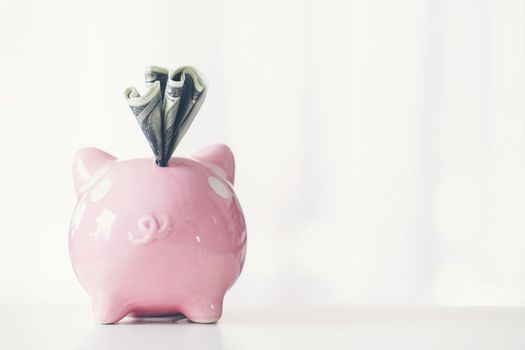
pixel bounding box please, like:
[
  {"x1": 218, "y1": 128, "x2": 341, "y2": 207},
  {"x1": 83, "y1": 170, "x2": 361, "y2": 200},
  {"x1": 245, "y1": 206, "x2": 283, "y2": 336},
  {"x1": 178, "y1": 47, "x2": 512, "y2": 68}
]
[{"x1": 69, "y1": 144, "x2": 247, "y2": 324}]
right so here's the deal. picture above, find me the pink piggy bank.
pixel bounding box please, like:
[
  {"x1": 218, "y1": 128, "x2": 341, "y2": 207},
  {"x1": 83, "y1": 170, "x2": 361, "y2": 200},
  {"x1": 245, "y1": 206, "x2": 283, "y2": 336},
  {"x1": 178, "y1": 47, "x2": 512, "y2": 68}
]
[{"x1": 69, "y1": 144, "x2": 247, "y2": 324}]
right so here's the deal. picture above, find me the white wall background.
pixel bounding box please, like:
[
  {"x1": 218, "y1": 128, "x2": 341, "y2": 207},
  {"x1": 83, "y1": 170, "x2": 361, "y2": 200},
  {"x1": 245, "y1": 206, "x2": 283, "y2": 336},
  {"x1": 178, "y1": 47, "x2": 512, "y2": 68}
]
[{"x1": 0, "y1": 0, "x2": 524, "y2": 305}]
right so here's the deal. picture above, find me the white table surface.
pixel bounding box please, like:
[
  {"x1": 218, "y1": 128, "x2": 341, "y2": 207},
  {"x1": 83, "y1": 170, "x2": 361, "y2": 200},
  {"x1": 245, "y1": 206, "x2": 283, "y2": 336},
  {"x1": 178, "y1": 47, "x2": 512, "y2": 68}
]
[{"x1": 1, "y1": 303, "x2": 524, "y2": 349}]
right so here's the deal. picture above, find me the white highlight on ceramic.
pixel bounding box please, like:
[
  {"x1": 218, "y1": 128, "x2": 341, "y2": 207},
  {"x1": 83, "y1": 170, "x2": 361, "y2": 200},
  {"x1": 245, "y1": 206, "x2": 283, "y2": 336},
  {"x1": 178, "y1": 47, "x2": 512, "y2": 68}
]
[
  {"x1": 76, "y1": 158, "x2": 90, "y2": 180},
  {"x1": 90, "y1": 209, "x2": 116, "y2": 240},
  {"x1": 208, "y1": 176, "x2": 231, "y2": 199},
  {"x1": 70, "y1": 198, "x2": 86, "y2": 236},
  {"x1": 196, "y1": 235, "x2": 201, "y2": 243},
  {"x1": 79, "y1": 164, "x2": 113, "y2": 196},
  {"x1": 90, "y1": 179, "x2": 112, "y2": 202},
  {"x1": 233, "y1": 194, "x2": 243, "y2": 214},
  {"x1": 207, "y1": 163, "x2": 228, "y2": 181},
  {"x1": 128, "y1": 214, "x2": 172, "y2": 245}
]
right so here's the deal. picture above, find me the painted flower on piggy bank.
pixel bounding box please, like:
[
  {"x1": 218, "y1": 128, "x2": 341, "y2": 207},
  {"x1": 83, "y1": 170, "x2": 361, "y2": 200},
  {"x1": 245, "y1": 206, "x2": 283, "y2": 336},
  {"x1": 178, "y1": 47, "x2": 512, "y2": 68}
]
[{"x1": 69, "y1": 144, "x2": 247, "y2": 324}]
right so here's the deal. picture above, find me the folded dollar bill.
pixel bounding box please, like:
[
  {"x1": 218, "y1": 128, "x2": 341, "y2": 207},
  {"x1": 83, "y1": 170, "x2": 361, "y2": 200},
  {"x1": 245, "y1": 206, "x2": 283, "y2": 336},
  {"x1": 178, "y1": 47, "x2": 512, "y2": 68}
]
[{"x1": 124, "y1": 66, "x2": 207, "y2": 166}]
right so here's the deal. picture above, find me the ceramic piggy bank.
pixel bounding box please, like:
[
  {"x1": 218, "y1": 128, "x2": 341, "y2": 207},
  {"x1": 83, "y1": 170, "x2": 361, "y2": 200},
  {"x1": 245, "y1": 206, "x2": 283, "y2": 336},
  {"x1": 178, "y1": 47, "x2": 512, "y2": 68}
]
[{"x1": 69, "y1": 144, "x2": 247, "y2": 324}]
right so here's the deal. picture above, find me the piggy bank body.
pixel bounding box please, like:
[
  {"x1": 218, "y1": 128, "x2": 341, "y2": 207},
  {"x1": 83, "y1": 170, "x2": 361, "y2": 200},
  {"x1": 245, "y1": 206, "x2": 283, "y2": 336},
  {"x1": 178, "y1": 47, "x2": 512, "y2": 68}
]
[{"x1": 69, "y1": 144, "x2": 246, "y2": 324}]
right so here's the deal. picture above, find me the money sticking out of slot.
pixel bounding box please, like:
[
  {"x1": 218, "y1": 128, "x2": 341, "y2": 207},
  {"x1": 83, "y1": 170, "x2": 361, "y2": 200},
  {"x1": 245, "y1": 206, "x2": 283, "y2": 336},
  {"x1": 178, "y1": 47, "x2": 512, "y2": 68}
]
[{"x1": 124, "y1": 66, "x2": 207, "y2": 166}]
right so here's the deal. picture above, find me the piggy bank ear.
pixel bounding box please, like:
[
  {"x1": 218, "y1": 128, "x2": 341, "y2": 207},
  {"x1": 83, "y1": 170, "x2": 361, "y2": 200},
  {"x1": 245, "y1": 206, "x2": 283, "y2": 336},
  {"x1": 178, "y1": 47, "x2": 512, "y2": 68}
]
[
  {"x1": 72, "y1": 147, "x2": 116, "y2": 197},
  {"x1": 193, "y1": 144, "x2": 235, "y2": 184}
]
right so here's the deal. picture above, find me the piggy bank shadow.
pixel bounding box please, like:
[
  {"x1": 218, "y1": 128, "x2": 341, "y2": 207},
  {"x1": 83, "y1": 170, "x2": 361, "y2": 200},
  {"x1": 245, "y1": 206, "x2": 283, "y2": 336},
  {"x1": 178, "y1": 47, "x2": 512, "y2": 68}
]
[{"x1": 77, "y1": 315, "x2": 223, "y2": 350}]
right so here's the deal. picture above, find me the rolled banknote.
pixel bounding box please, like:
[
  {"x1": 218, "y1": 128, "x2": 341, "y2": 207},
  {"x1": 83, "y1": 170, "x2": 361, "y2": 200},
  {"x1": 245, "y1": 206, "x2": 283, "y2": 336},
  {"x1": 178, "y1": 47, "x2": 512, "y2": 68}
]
[
  {"x1": 165, "y1": 66, "x2": 207, "y2": 158},
  {"x1": 162, "y1": 70, "x2": 184, "y2": 164},
  {"x1": 125, "y1": 66, "x2": 207, "y2": 166},
  {"x1": 145, "y1": 66, "x2": 169, "y2": 98},
  {"x1": 124, "y1": 81, "x2": 164, "y2": 165}
]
